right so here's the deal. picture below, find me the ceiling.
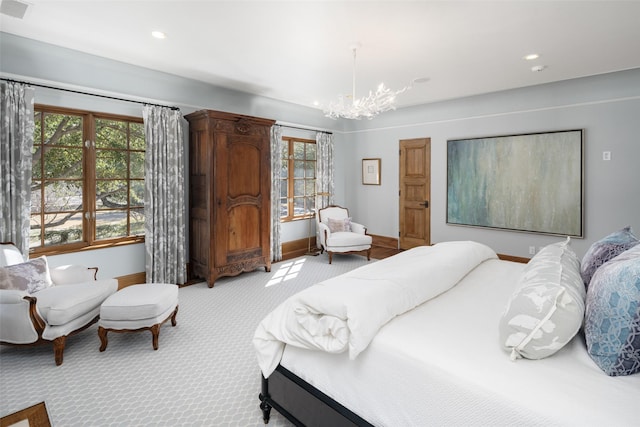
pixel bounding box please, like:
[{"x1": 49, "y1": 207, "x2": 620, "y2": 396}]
[{"x1": 2, "y1": 0, "x2": 640, "y2": 112}]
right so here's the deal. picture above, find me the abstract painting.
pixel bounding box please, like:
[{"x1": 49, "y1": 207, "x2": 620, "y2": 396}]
[{"x1": 447, "y1": 130, "x2": 583, "y2": 237}]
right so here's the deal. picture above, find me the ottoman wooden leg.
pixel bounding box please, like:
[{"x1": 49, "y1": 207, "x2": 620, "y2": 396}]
[
  {"x1": 151, "y1": 324, "x2": 160, "y2": 350},
  {"x1": 98, "y1": 326, "x2": 108, "y2": 352},
  {"x1": 170, "y1": 305, "x2": 179, "y2": 327}
]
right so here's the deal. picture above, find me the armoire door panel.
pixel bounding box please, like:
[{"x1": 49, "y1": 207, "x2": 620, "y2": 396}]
[{"x1": 228, "y1": 141, "x2": 262, "y2": 197}]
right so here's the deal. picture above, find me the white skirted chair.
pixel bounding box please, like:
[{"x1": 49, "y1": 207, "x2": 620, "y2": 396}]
[
  {"x1": 316, "y1": 205, "x2": 372, "y2": 264},
  {"x1": 0, "y1": 242, "x2": 118, "y2": 365}
]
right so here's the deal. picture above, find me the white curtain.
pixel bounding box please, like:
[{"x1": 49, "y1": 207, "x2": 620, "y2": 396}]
[
  {"x1": 0, "y1": 82, "x2": 35, "y2": 258},
  {"x1": 142, "y1": 105, "x2": 186, "y2": 284},
  {"x1": 315, "y1": 132, "x2": 334, "y2": 247},
  {"x1": 270, "y1": 125, "x2": 283, "y2": 262}
]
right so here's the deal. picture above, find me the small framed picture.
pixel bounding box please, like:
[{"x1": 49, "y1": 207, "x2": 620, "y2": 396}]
[{"x1": 362, "y1": 158, "x2": 381, "y2": 185}]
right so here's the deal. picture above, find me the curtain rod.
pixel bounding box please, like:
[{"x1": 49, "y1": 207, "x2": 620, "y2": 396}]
[
  {"x1": 276, "y1": 122, "x2": 333, "y2": 135},
  {"x1": 0, "y1": 77, "x2": 180, "y2": 111}
]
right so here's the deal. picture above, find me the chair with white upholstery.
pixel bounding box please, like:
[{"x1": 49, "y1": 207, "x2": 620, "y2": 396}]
[
  {"x1": 0, "y1": 242, "x2": 118, "y2": 365},
  {"x1": 316, "y1": 205, "x2": 372, "y2": 264}
]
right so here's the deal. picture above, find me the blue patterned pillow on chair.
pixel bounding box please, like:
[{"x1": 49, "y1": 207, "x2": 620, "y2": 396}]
[
  {"x1": 581, "y1": 226, "x2": 639, "y2": 289},
  {"x1": 584, "y1": 245, "x2": 640, "y2": 376}
]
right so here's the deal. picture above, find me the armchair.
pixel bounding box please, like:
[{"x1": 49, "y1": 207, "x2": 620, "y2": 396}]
[
  {"x1": 316, "y1": 205, "x2": 372, "y2": 264},
  {"x1": 0, "y1": 242, "x2": 118, "y2": 365}
]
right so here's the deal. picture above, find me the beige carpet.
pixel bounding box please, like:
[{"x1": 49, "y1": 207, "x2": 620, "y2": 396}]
[{"x1": 0, "y1": 254, "x2": 374, "y2": 426}]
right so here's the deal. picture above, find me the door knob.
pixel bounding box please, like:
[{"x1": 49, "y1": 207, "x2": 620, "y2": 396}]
[{"x1": 420, "y1": 201, "x2": 429, "y2": 208}]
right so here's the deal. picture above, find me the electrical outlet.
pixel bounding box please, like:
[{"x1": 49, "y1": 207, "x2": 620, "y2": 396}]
[
  {"x1": 529, "y1": 246, "x2": 536, "y2": 255},
  {"x1": 603, "y1": 151, "x2": 611, "y2": 161}
]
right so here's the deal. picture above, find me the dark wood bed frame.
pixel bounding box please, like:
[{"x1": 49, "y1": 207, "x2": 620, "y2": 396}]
[{"x1": 259, "y1": 365, "x2": 374, "y2": 426}]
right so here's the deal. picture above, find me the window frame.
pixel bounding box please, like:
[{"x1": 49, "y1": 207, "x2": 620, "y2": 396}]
[
  {"x1": 30, "y1": 104, "x2": 145, "y2": 256},
  {"x1": 280, "y1": 136, "x2": 317, "y2": 223}
]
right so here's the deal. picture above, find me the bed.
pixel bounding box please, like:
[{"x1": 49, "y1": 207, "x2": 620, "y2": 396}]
[{"x1": 253, "y1": 240, "x2": 640, "y2": 426}]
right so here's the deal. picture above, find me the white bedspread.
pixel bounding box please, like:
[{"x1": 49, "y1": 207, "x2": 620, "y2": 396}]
[{"x1": 253, "y1": 240, "x2": 497, "y2": 377}]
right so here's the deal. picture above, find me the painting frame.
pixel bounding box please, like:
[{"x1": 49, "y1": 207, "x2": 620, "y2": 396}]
[
  {"x1": 446, "y1": 129, "x2": 584, "y2": 237},
  {"x1": 362, "y1": 158, "x2": 381, "y2": 185},
  {"x1": 0, "y1": 402, "x2": 52, "y2": 427}
]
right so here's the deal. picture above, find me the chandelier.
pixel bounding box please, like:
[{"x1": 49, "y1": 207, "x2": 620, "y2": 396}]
[{"x1": 323, "y1": 44, "x2": 410, "y2": 120}]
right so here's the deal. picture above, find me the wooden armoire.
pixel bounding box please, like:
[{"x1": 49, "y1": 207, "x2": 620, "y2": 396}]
[{"x1": 185, "y1": 110, "x2": 275, "y2": 288}]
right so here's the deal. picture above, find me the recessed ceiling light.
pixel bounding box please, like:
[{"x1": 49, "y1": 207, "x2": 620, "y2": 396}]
[
  {"x1": 412, "y1": 77, "x2": 430, "y2": 84},
  {"x1": 524, "y1": 53, "x2": 540, "y2": 61},
  {"x1": 531, "y1": 65, "x2": 547, "y2": 72},
  {"x1": 151, "y1": 31, "x2": 166, "y2": 39}
]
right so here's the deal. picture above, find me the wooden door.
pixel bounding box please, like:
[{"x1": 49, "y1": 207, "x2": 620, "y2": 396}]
[{"x1": 399, "y1": 138, "x2": 431, "y2": 249}]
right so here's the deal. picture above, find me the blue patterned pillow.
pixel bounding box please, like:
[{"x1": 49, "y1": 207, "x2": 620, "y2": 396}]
[
  {"x1": 581, "y1": 226, "x2": 639, "y2": 289},
  {"x1": 584, "y1": 245, "x2": 640, "y2": 376}
]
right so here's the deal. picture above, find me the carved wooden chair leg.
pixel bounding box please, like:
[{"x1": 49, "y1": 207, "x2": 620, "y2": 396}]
[
  {"x1": 98, "y1": 326, "x2": 109, "y2": 352},
  {"x1": 328, "y1": 252, "x2": 333, "y2": 264},
  {"x1": 53, "y1": 335, "x2": 67, "y2": 366},
  {"x1": 151, "y1": 324, "x2": 161, "y2": 350},
  {"x1": 366, "y1": 248, "x2": 371, "y2": 261},
  {"x1": 170, "y1": 306, "x2": 179, "y2": 327}
]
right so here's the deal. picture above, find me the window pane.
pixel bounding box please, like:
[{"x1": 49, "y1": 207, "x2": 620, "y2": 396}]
[
  {"x1": 43, "y1": 212, "x2": 83, "y2": 245},
  {"x1": 44, "y1": 181, "x2": 83, "y2": 212},
  {"x1": 305, "y1": 180, "x2": 315, "y2": 195},
  {"x1": 294, "y1": 160, "x2": 304, "y2": 178},
  {"x1": 96, "y1": 210, "x2": 127, "y2": 239},
  {"x1": 44, "y1": 146, "x2": 83, "y2": 179},
  {"x1": 96, "y1": 180, "x2": 128, "y2": 209},
  {"x1": 294, "y1": 179, "x2": 304, "y2": 195},
  {"x1": 130, "y1": 181, "x2": 144, "y2": 208},
  {"x1": 280, "y1": 161, "x2": 288, "y2": 179},
  {"x1": 129, "y1": 123, "x2": 145, "y2": 150},
  {"x1": 293, "y1": 141, "x2": 305, "y2": 159},
  {"x1": 306, "y1": 196, "x2": 315, "y2": 214},
  {"x1": 280, "y1": 198, "x2": 288, "y2": 217},
  {"x1": 305, "y1": 161, "x2": 315, "y2": 179},
  {"x1": 280, "y1": 181, "x2": 287, "y2": 198},
  {"x1": 306, "y1": 144, "x2": 316, "y2": 160},
  {"x1": 29, "y1": 215, "x2": 42, "y2": 248},
  {"x1": 96, "y1": 118, "x2": 127, "y2": 149},
  {"x1": 293, "y1": 197, "x2": 304, "y2": 216},
  {"x1": 44, "y1": 114, "x2": 83, "y2": 147},
  {"x1": 130, "y1": 151, "x2": 144, "y2": 179},
  {"x1": 30, "y1": 181, "x2": 42, "y2": 214},
  {"x1": 96, "y1": 150, "x2": 128, "y2": 179},
  {"x1": 281, "y1": 143, "x2": 288, "y2": 159},
  {"x1": 130, "y1": 208, "x2": 145, "y2": 236}
]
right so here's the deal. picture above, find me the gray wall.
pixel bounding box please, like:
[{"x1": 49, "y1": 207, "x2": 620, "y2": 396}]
[
  {"x1": 2, "y1": 32, "x2": 639, "y2": 277},
  {"x1": 344, "y1": 69, "x2": 640, "y2": 258}
]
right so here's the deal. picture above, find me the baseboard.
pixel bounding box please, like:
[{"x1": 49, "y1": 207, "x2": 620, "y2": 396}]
[
  {"x1": 368, "y1": 234, "x2": 398, "y2": 249},
  {"x1": 115, "y1": 272, "x2": 146, "y2": 289},
  {"x1": 497, "y1": 253, "x2": 530, "y2": 263},
  {"x1": 282, "y1": 237, "x2": 318, "y2": 261}
]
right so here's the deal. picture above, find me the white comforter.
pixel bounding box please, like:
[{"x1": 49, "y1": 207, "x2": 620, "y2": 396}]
[{"x1": 253, "y1": 240, "x2": 498, "y2": 377}]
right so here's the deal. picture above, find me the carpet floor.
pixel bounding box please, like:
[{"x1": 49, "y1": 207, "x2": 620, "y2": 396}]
[{"x1": 0, "y1": 253, "x2": 374, "y2": 426}]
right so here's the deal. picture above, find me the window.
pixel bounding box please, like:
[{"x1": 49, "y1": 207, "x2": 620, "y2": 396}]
[
  {"x1": 31, "y1": 105, "x2": 145, "y2": 254},
  {"x1": 280, "y1": 137, "x2": 316, "y2": 221}
]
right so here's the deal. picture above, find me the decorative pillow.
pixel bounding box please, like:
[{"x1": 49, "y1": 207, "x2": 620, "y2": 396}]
[
  {"x1": 0, "y1": 256, "x2": 53, "y2": 293},
  {"x1": 581, "y1": 226, "x2": 639, "y2": 289},
  {"x1": 499, "y1": 238, "x2": 586, "y2": 360},
  {"x1": 327, "y1": 217, "x2": 352, "y2": 233},
  {"x1": 584, "y1": 245, "x2": 640, "y2": 376}
]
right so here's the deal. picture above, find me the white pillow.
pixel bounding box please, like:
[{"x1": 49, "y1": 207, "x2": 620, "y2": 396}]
[
  {"x1": 499, "y1": 238, "x2": 586, "y2": 360},
  {"x1": 0, "y1": 256, "x2": 53, "y2": 293}
]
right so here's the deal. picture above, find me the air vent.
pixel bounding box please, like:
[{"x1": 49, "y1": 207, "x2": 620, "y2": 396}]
[{"x1": 0, "y1": 0, "x2": 30, "y2": 19}]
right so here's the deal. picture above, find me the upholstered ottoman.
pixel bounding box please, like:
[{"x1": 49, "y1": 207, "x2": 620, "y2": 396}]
[{"x1": 98, "y1": 283, "x2": 178, "y2": 351}]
